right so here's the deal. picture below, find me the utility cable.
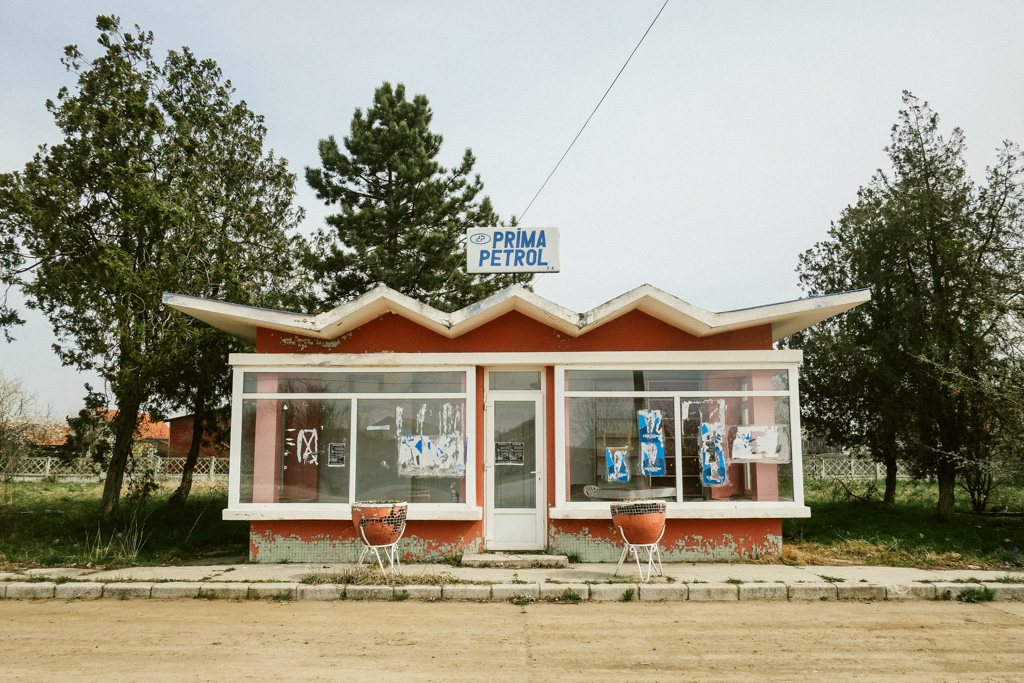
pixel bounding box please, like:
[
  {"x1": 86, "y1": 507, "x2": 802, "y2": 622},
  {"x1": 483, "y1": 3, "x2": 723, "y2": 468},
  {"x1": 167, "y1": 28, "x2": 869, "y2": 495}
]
[{"x1": 518, "y1": 0, "x2": 670, "y2": 223}]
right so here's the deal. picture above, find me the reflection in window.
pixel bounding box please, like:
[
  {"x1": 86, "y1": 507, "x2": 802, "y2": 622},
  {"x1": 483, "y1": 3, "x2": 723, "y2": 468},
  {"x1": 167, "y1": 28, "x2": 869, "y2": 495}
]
[
  {"x1": 239, "y1": 398, "x2": 351, "y2": 504},
  {"x1": 356, "y1": 399, "x2": 466, "y2": 504},
  {"x1": 566, "y1": 393, "x2": 793, "y2": 503},
  {"x1": 238, "y1": 370, "x2": 469, "y2": 506}
]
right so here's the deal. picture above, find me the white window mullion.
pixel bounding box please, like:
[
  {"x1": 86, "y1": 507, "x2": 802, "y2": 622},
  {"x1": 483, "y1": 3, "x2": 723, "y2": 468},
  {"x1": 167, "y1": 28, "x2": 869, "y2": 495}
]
[{"x1": 349, "y1": 397, "x2": 358, "y2": 504}]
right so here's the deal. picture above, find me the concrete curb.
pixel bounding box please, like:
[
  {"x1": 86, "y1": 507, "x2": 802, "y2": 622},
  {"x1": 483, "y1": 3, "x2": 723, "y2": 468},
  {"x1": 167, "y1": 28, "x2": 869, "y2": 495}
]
[
  {"x1": 885, "y1": 584, "x2": 936, "y2": 600},
  {"x1": 248, "y1": 583, "x2": 299, "y2": 600},
  {"x1": 152, "y1": 582, "x2": 201, "y2": 599},
  {"x1": 3, "y1": 580, "x2": 1023, "y2": 603},
  {"x1": 788, "y1": 583, "x2": 838, "y2": 600},
  {"x1": 738, "y1": 583, "x2": 788, "y2": 601},
  {"x1": 589, "y1": 584, "x2": 637, "y2": 601}
]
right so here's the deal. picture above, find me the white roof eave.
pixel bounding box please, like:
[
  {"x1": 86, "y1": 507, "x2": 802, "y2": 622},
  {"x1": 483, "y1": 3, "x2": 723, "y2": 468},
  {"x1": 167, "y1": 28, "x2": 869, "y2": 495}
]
[{"x1": 162, "y1": 285, "x2": 870, "y2": 346}]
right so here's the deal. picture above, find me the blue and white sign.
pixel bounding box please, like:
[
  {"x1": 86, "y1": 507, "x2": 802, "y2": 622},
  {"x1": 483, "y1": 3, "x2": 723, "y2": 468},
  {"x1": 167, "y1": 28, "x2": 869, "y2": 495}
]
[{"x1": 466, "y1": 227, "x2": 560, "y2": 273}]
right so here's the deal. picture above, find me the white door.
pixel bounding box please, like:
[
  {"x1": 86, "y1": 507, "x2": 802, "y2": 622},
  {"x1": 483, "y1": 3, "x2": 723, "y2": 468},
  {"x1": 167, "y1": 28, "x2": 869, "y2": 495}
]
[{"x1": 485, "y1": 396, "x2": 545, "y2": 550}]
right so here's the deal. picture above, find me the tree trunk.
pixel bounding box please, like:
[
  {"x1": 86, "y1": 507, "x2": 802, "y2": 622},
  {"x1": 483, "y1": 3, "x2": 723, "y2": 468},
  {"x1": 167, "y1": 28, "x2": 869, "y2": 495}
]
[
  {"x1": 98, "y1": 400, "x2": 143, "y2": 522},
  {"x1": 882, "y1": 453, "x2": 898, "y2": 510},
  {"x1": 169, "y1": 395, "x2": 207, "y2": 509},
  {"x1": 936, "y1": 459, "x2": 957, "y2": 522}
]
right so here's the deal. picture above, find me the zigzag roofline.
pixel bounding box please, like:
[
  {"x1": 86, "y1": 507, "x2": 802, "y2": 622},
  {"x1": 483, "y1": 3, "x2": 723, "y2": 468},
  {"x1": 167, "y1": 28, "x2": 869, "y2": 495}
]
[{"x1": 162, "y1": 284, "x2": 870, "y2": 345}]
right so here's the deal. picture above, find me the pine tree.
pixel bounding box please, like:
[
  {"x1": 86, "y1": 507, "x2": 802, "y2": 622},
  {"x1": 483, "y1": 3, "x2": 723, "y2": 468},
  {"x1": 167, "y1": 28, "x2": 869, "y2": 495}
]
[{"x1": 305, "y1": 82, "x2": 530, "y2": 312}]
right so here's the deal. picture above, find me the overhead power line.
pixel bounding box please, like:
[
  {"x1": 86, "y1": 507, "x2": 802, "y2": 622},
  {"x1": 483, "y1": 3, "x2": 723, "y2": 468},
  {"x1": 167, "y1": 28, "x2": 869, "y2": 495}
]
[{"x1": 518, "y1": 0, "x2": 670, "y2": 223}]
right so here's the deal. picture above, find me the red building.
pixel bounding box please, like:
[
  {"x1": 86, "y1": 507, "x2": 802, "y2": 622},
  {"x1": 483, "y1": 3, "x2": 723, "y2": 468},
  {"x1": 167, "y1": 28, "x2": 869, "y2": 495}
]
[
  {"x1": 168, "y1": 412, "x2": 229, "y2": 461},
  {"x1": 165, "y1": 284, "x2": 868, "y2": 563}
]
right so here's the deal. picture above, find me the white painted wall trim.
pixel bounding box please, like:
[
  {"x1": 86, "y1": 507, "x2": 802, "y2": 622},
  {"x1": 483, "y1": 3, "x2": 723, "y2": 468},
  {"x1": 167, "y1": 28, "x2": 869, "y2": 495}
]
[
  {"x1": 229, "y1": 350, "x2": 803, "y2": 367},
  {"x1": 548, "y1": 504, "x2": 811, "y2": 520},
  {"x1": 222, "y1": 506, "x2": 483, "y2": 522},
  {"x1": 224, "y1": 503, "x2": 803, "y2": 521}
]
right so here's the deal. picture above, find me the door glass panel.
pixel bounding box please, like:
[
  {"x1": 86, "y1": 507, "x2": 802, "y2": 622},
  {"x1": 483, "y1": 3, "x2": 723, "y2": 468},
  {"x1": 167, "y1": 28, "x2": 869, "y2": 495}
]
[{"x1": 493, "y1": 401, "x2": 536, "y2": 508}]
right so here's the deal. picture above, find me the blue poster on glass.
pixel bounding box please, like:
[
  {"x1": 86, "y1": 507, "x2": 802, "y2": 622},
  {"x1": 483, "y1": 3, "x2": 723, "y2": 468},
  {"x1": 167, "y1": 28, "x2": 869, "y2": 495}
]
[
  {"x1": 637, "y1": 409, "x2": 665, "y2": 476},
  {"x1": 699, "y1": 422, "x2": 728, "y2": 486},
  {"x1": 605, "y1": 448, "x2": 630, "y2": 483}
]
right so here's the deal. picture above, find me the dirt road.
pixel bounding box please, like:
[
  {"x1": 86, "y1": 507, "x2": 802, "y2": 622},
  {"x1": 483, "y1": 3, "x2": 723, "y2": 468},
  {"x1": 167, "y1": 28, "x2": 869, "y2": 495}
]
[{"x1": 2, "y1": 600, "x2": 1022, "y2": 682}]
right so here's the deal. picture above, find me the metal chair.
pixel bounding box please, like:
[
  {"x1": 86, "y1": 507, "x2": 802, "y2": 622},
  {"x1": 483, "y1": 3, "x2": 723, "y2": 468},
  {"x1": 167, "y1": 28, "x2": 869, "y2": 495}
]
[
  {"x1": 352, "y1": 503, "x2": 408, "y2": 576},
  {"x1": 613, "y1": 524, "x2": 665, "y2": 582},
  {"x1": 611, "y1": 500, "x2": 666, "y2": 582},
  {"x1": 356, "y1": 522, "x2": 405, "y2": 575}
]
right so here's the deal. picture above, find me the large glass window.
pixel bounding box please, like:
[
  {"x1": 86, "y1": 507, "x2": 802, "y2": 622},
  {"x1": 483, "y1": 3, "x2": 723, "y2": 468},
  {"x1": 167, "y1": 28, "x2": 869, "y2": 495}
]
[
  {"x1": 564, "y1": 368, "x2": 795, "y2": 503},
  {"x1": 355, "y1": 399, "x2": 466, "y2": 503},
  {"x1": 239, "y1": 398, "x2": 351, "y2": 504},
  {"x1": 238, "y1": 370, "x2": 470, "y2": 506}
]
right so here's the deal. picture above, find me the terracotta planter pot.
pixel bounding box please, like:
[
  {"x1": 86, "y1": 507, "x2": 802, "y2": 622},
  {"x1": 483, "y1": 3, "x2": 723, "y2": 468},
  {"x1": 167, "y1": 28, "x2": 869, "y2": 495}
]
[
  {"x1": 351, "y1": 501, "x2": 408, "y2": 546},
  {"x1": 610, "y1": 500, "x2": 666, "y2": 545}
]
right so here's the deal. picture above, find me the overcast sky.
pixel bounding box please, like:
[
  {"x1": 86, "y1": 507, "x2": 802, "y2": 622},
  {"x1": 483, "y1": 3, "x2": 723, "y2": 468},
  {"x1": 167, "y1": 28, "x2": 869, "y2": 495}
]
[{"x1": 3, "y1": 1, "x2": 1024, "y2": 419}]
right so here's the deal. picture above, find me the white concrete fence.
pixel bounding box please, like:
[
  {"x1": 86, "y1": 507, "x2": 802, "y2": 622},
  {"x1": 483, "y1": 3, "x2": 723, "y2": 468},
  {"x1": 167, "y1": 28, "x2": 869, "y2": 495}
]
[
  {"x1": 803, "y1": 456, "x2": 912, "y2": 481},
  {"x1": 5, "y1": 455, "x2": 229, "y2": 482},
  {"x1": 9, "y1": 454, "x2": 896, "y2": 483}
]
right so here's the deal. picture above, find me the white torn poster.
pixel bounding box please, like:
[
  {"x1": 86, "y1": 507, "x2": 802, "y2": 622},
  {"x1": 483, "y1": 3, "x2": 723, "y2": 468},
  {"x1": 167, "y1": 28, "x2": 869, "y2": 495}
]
[
  {"x1": 397, "y1": 402, "x2": 465, "y2": 478},
  {"x1": 730, "y1": 426, "x2": 788, "y2": 462},
  {"x1": 699, "y1": 422, "x2": 727, "y2": 486}
]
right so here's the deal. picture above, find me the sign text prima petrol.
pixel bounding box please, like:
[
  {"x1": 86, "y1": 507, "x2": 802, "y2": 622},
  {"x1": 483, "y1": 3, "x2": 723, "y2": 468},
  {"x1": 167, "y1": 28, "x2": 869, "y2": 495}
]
[{"x1": 465, "y1": 227, "x2": 560, "y2": 274}]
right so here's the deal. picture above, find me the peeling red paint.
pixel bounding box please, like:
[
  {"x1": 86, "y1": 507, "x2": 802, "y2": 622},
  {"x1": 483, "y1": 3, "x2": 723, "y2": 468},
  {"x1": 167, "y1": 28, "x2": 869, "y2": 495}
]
[
  {"x1": 549, "y1": 518, "x2": 782, "y2": 562},
  {"x1": 249, "y1": 520, "x2": 484, "y2": 563},
  {"x1": 249, "y1": 518, "x2": 781, "y2": 563}
]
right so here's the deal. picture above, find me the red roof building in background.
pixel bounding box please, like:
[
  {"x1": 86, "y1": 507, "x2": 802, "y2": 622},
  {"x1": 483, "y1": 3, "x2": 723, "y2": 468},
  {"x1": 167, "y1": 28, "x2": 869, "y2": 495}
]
[
  {"x1": 28, "y1": 411, "x2": 169, "y2": 447},
  {"x1": 168, "y1": 412, "x2": 229, "y2": 460}
]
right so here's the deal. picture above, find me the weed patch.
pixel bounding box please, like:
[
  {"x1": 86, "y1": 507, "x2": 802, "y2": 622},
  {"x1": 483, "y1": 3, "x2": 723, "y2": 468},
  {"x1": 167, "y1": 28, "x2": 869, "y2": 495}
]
[
  {"x1": 299, "y1": 567, "x2": 465, "y2": 587},
  {"x1": 956, "y1": 587, "x2": 996, "y2": 603},
  {"x1": 551, "y1": 588, "x2": 582, "y2": 604}
]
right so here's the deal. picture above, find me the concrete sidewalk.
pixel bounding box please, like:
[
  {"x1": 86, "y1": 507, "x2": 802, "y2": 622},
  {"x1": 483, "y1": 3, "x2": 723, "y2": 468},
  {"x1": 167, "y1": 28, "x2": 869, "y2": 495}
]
[{"x1": 3, "y1": 556, "x2": 1023, "y2": 602}]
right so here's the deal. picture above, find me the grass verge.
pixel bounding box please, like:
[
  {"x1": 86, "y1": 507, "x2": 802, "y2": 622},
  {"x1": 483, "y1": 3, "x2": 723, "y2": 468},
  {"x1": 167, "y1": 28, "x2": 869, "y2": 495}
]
[
  {"x1": 0, "y1": 481, "x2": 247, "y2": 568},
  {"x1": 781, "y1": 480, "x2": 1024, "y2": 570}
]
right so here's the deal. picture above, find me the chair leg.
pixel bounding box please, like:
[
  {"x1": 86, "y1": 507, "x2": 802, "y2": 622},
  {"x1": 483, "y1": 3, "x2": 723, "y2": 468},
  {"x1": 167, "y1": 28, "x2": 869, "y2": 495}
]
[
  {"x1": 652, "y1": 544, "x2": 664, "y2": 577},
  {"x1": 614, "y1": 544, "x2": 630, "y2": 576},
  {"x1": 381, "y1": 542, "x2": 400, "y2": 574},
  {"x1": 633, "y1": 545, "x2": 648, "y2": 582},
  {"x1": 356, "y1": 545, "x2": 370, "y2": 570},
  {"x1": 373, "y1": 546, "x2": 388, "y2": 574}
]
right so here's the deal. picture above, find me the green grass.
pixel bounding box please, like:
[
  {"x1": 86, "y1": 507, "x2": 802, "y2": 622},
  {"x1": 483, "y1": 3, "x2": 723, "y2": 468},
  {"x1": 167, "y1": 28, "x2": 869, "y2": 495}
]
[
  {"x1": 0, "y1": 481, "x2": 247, "y2": 568},
  {"x1": 956, "y1": 587, "x2": 996, "y2": 603},
  {"x1": 783, "y1": 480, "x2": 1024, "y2": 570},
  {"x1": 553, "y1": 588, "x2": 582, "y2": 604},
  {"x1": 4, "y1": 478, "x2": 1023, "y2": 571}
]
